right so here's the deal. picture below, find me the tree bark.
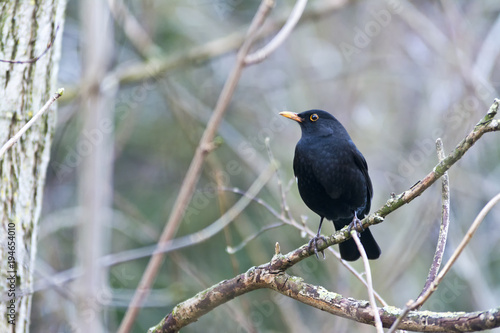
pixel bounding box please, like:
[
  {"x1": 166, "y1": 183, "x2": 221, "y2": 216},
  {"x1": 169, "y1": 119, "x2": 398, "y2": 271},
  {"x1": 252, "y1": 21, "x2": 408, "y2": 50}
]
[{"x1": 0, "y1": 1, "x2": 67, "y2": 332}]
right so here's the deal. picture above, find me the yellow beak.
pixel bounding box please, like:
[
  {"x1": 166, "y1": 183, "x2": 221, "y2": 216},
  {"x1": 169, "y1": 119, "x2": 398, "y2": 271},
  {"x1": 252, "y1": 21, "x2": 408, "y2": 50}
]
[{"x1": 279, "y1": 111, "x2": 302, "y2": 123}]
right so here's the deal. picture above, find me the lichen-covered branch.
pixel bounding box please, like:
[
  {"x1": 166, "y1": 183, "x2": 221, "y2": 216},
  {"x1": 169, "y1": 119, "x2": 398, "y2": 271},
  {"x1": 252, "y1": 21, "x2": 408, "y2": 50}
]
[
  {"x1": 149, "y1": 251, "x2": 500, "y2": 333},
  {"x1": 417, "y1": 138, "x2": 450, "y2": 303}
]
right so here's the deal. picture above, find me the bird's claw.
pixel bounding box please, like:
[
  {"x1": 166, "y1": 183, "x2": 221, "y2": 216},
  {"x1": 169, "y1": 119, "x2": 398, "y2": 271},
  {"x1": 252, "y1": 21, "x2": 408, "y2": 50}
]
[
  {"x1": 347, "y1": 214, "x2": 364, "y2": 236},
  {"x1": 308, "y1": 235, "x2": 327, "y2": 259}
]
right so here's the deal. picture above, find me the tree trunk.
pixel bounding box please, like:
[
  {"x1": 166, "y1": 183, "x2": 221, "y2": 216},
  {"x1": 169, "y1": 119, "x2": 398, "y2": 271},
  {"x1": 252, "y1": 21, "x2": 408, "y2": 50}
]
[
  {"x1": 75, "y1": 0, "x2": 115, "y2": 332},
  {"x1": 0, "y1": 1, "x2": 67, "y2": 332}
]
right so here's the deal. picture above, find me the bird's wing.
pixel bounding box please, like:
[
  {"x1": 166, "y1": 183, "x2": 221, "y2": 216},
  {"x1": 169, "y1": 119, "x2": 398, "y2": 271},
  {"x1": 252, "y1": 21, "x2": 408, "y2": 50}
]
[
  {"x1": 311, "y1": 143, "x2": 372, "y2": 206},
  {"x1": 309, "y1": 146, "x2": 346, "y2": 200},
  {"x1": 351, "y1": 146, "x2": 373, "y2": 214}
]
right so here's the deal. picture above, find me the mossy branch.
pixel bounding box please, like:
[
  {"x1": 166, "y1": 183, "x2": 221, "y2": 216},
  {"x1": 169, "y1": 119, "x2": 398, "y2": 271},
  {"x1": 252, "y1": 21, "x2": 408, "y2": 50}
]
[{"x1": 150, "y1": 253, "x2": 500, "y2": 333}]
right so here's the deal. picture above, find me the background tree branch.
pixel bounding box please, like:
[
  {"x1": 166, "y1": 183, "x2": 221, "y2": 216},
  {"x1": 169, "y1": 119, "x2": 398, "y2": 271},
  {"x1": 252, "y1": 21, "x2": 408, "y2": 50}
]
[{"x1": 118, "y1": 2, "x2": 280, "y2": 331}]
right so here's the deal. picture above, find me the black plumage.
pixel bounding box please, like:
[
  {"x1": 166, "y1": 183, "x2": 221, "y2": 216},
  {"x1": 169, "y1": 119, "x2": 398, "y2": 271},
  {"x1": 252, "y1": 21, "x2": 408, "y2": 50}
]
[{"x1": 280, "y1": 109, "x2": 380, "y2": 261}]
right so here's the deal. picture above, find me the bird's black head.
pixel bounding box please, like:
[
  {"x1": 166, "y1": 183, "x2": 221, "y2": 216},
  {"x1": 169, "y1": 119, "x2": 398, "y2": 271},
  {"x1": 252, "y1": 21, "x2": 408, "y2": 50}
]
[{"x1": 279, "y1": 109, "x2": 349, "y2": 138}]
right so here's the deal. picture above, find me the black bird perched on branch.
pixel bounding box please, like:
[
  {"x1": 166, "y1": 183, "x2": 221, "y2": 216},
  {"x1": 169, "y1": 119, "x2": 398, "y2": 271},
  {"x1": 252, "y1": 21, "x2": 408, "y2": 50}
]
[{"x1": 280, "y1": 110, "x2": 380, "y2": 261}]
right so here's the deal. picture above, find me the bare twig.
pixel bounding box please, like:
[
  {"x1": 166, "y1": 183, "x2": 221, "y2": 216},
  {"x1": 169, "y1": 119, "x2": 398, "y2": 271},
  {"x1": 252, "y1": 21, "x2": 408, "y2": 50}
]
[
  {"x1": 226, "y1": 222, "x2": 285, "y2": 254},
  {"x1": 0, "y1": 89, "x2": 64, "y2": 158},
  {"x1": 350, "y1": 231, "x2": 383, "y2": 333},
  {"x1": 410, "y1": 192, "x2": 500, "y2": 309},
  {"x1": 107, "y1": 0, "x2": 160, "y2": 58},
  {"x1": 264, "y1": 137, "x2": 293, "y2": 219},
  {"x1": 220, "y1": 186, "x2": 283, "y2": 220},
  {"x1": 60, "y1": 0, "x2": 348, "y2": 102},
  {"x1": 100, "y1": 163, "x2": 276, "y2": 267},
  {"x1": 117, "y1": 3, "x2": 277, "y2": 330},
  {"x1": 400, "y1": 1, "x2": 498, "y2": 103},
  {"x1": 389, "y1": 192, "x2": 500, "y2": 332},
  {"x1": 245, "y1": 0, "x2": 308, "y2": 65},
  {"x1": 0, "y1": 24, "x2": 60, "y2": 64},
  {"x1": 417, "y1": 138, "x2": 450, "y2": 302}
]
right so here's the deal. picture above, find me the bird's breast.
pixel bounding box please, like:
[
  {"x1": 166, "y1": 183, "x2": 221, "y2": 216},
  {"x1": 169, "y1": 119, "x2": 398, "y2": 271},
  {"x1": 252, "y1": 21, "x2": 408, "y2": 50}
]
[{"x1": 293, "y1": 137, "x2": 368, "y2": 221}]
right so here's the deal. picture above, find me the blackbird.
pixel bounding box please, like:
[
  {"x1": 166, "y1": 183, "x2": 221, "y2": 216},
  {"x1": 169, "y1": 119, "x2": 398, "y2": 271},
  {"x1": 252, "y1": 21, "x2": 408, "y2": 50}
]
[{"x1": 280, "y1": 109, "x2": 380, "y2": 261}]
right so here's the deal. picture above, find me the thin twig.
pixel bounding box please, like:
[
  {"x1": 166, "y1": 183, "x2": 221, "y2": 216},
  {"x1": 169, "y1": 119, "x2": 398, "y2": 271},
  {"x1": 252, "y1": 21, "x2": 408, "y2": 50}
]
[
  {"x1": 399, "y1": 1, "x2": 498, "y2": 103},
  {"x1": 388, "y1": 138, "x2": 451, "y2": 333},
  {"x1": 410, "y1": 192, "x2": 500, "y2": 309},
  {"x1": 389, "y1": 305, "x2": 411, "y2": 333},
  {"x1": 107, "y1": 0, "x2": 160, "y2": 58},
  {"x1": 264, "y1": 137, "x2": 292, "y2": 219},
  {"x1": 220, "y1": 186, "x2": 283, "y2": 220},
  {"x1": 61, "y1": 0, "x2": 348, "y2": 102},
  {"x1": 117, "y1": 3, "x2": 276, "y2": 331},
  {"x1": 101, "y1": 164, "x2": 277, "y2": 267},
  {"x1": 417, "y1": 138, "x2": 450, "y2": 302},
  {"x1": 389, "y1": 192, "x2": 500, "y2": 331},
  {"x1": 351, "y1": 231, "x2": 383, "y2": 333},
  {"x1": 0, "y1": 89, "x2": 64, "y2": 157},
  {"x1": 245, "y1": 0, "x2": 308, "y2": 65},
  {"x1": 0, "y1": 24, "x2": 60, "y2": 64},
  {"x1": 226, "y1": 222, "x2": 285, "y2": 254},
  {"x1": 215, "y1": 168, "x2": 240, "y2": 274}
]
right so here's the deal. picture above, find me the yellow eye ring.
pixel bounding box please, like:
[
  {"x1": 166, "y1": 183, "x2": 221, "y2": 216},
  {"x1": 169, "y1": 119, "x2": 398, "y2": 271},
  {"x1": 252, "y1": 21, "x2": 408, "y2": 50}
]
[{"x1": 310, "y1": 114, "x2": 319, "y2": 122}]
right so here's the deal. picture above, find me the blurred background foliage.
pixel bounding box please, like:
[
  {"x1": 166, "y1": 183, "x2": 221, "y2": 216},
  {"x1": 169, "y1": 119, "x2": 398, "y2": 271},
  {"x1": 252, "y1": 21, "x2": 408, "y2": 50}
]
[{"x1": 32, "y1": 0, "x2": 500, "y2": 332}]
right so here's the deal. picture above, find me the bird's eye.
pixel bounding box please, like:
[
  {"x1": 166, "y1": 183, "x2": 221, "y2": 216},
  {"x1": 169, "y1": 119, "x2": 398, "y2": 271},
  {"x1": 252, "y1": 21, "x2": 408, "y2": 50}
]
[{"x1": 310, "y1": 114, "x2": 319, "y2": 122}]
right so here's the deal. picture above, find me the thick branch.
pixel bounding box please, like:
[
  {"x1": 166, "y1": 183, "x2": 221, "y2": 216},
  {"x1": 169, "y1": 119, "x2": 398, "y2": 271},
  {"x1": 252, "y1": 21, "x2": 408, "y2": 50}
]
[{"x1": 149, "y1": 256, "x2": 500, "y2": 333}]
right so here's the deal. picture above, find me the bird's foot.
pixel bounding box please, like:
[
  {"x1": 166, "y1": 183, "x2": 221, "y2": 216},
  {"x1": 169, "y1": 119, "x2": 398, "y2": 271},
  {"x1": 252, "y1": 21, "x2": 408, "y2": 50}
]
[
  {"x1": 308, "y1": 235, "x2": 327, "y2": 259},
  {"x1": 347, "y1": 213, "x2": 364, "y2": 236}
]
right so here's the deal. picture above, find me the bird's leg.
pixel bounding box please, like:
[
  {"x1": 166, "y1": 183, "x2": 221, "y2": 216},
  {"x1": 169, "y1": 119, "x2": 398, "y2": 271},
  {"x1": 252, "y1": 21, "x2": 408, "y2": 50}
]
[
  {"x1": 308, "y1": 216, "x2": 327, "y2": 259},
  {"x1": 347, "y1": 211, "x2": 364, "y2": 236}
]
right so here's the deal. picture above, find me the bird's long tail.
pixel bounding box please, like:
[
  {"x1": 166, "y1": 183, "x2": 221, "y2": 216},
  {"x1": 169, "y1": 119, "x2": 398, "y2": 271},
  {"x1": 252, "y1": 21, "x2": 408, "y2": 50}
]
[{"x1": 339, "y1": 227, "x2": 380, "y2": 261}]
